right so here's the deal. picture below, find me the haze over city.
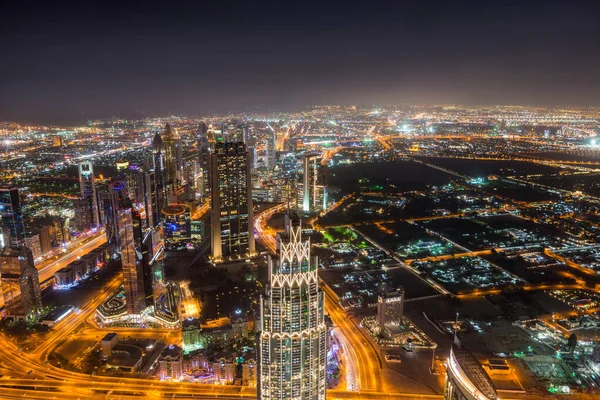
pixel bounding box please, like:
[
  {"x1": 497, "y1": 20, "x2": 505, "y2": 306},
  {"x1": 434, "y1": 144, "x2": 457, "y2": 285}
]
[{"x1": 2, "y1": 0, "x2": 600, "y2": 123}]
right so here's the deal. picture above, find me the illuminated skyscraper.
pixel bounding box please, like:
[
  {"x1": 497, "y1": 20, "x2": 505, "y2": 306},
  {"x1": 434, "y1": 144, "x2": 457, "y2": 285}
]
[
  {"x1": 117, "y1": 195, "x2": 148, "y2": 315},
  {"x1": 197, "y1": 122, "x2": 211, "y2": 197},
  {"x1": 266, "y1": 127, "x2": 276, "y2": 169},
  {"x1": 210, "y1": 142, "x2": 255, "y2": 261},
  {"x1": 0, "y1": 186, "x2": 25, "y2": 248},
  {"x1": 300, "y1": 154, "x2": 326, "y2": 213},
  {"x1": 259, "y1": 213, "x2": 327, "y2": 400},
  {"x1": 78, "y1": 161, "x2": 100, "y2": 230},
  {"x1": 102, "y1": 181, "x2": 123, "y2": 249},
  {"x1": 143, "y1": 171, "x2": 160, "y2": 228},
  {"x1": 18, "y1": 246, "x2": 43, "y2": 319},
  {"x1": 162, "y1": 123, "x2": 178, "y2": 195}
]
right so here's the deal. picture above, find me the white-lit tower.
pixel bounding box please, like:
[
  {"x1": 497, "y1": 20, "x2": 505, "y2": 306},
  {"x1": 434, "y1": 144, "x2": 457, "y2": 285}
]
[
  {"x1": 259, "y1": 213, "x2": 327, "y2": 400},
  {"x1": 78, "y1": 161, "x2": 99, "y2": 229}
]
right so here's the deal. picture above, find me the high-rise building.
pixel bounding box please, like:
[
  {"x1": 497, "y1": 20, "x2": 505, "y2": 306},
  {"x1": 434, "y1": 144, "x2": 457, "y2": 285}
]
[
  {"x1": 197, "y1": 122, "x2": 211, "y2": 197},
  {"x1": 445, "y1": 342, "x2": 497, "y2": 400},
  {"x1": 210, "y1": 142, "x2": 255, "y2": 261},
  {"x1": 18, "y1": 246, "x2": 43, "y2": 319},
  {"x1": 117, "y1": 195, "x2": 146, "y2": 315},
  {"x1": 143, "y1": 171, "x2": 160, "y2": 228},
  {"x1": 162, "y1": 123, "x2": 179, "y2": 195},
  {"x1": 265, "y1": 128, "x2": 276, "y2": 169},
  {"x1": 0, "y1": 186, "x2": 25, "y2": 248},
  {"x1": 53, "y1": 220, "x2": 68, "y2": 245},
  {"x1": 301, "y1": 153, "x2": 326, "y2": 213},
  {"x1": 39, "y1": 226, "x2": 52, "y2": 254},
  {"x1": 152, "y1": 131, "x2": 166, "y2": 215},
  {"x1": 247, "y1": 137, "x2": 257, "y2": 172},
  {"x1": 259, "y1": 213, "x2": 327, "y2": 400},
  {"x1": 52, "y1": 135, "x2": 63, "y2": 147},
  {"x1": 377, "y1": 287, "x2": 405, "y2": 328},
  {"x1": 124, "y1": 168, "x2": 145, "y2": 210},
  {"x1": 78, "y1": 161, "x2": 100, "y2": 230},
  {"x1": 102, "y1": 182, "x2": 122, "y2": 248},
  {"x1": 25, "y1": 234, "x2": 42, "y2": 260}
]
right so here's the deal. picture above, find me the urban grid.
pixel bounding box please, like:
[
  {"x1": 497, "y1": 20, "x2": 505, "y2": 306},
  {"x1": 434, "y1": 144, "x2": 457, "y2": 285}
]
[{"x1": 1, "y1": 1, "x2": 600, "y2": 400}]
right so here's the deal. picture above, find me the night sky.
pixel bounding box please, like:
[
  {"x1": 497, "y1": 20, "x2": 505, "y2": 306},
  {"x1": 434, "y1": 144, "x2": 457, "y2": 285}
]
[{"x1": 1, "y1": 0, "x2": 599, "y2": 124}]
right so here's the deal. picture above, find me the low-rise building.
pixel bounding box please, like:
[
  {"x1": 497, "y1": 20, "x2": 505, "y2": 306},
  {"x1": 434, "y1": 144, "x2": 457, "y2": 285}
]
[{"x1": 159, "y1": 345, "x2": 183, "y2": 381}]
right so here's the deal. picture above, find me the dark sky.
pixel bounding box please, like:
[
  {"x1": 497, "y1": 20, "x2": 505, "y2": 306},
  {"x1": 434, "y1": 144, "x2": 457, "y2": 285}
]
[{"x1": 1, "y1": 0, "x2": 599, "y2": 124}]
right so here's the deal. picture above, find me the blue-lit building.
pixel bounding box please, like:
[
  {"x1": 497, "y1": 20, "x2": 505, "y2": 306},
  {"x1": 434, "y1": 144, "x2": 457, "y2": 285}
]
[{"x1": 0, "y1": 186, "x2": 25, "y2": 248}]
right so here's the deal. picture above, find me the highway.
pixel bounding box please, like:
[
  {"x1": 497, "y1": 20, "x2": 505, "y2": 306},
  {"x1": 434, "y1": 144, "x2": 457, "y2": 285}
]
[
  {"x1": 255, "y1": 202, "x2": 384, "y2": 393},
  {"x1": 1, "y1": 231, "x2": 107, "y2": 309}
]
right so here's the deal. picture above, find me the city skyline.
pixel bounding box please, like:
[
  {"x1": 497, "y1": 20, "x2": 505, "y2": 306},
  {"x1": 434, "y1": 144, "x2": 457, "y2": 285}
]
[{"x1": 3, "y1": 1, "x2": 600, "y2": 398}]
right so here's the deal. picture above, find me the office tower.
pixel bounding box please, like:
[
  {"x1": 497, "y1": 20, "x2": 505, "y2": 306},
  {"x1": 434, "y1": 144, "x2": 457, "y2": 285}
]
[
  {"x1": 445, "y1": 341, "x2": 497, "y2": 400},
  {"x1": 247, "y1": 137, "x2": 257, "y2": 172},
  {"x1": 152, "y1": 130, "x2": 166, "y2": 213},
  {"x1": 300, "y1": 154, "x2": 326, "y2": 213},
  {"x1": 242, "y1": 125, "x2": 250, "y2": 145},
  {"x1": 39, "y1": 226, "x2": 52, "y2": 254},
  {"x1": 143, "y1": 171, "x2": 160, "y2": 228},
  {"x1": 210, "y1": 142, "x2": 255, "y2": 261},
  {"x1": 102, "y1": 182, "x2": 122, "y2": 248},
  {"x1": 0, "y1": 186, "x2": 25, "y2": 248},
  {"x1": 124, "y1": 169, "x2": 145, "y2": 209},
  {"x1": 19, "y1": 246, "x2": 43, "y2": 319},
  {"x1": 197, "y1": 122, "x2": 211, "y2": 197},
  {"x1": 74, "y1": 198, "x2": 91, "y2": 233},
  {"x1": 259, "y1": 213, "x2": 327, "y2": 400},
  {"x1": 25, "y1": 234, "x2": 42, "y2": 260},
  {"x1": 140, "y1": 221, "x2": 154, "y2": 308},
  {"x1": 78, "y1": 161, "x2": 100, "y2": 228},
  {"x1": 207, "y1": 124, "x2": 217, "y2": 146},
  {"x1": 148, "y1": 226, "x2": 165, "y2": 297},
  {"x1": 52, "y1": 135, "x2": 63, "y2": 147},
  {"x1": 162, "y1": 123, "x2": 178, "y2": 194},
  {"x1": 377, "y1": 287, "x2": 405, "y2": 327},
  {"x1": 78, "y1": 161, "x2": 100, "y2": 230},
  {"x1": 265, "y1": 128, "x2": 276, "y2": 169},
  {"x1": 117, "y1": 195, "x2": 146, "y2": 315},
  {"x1": 53, "y1": 220, "x2": 67, "y2": 245}
]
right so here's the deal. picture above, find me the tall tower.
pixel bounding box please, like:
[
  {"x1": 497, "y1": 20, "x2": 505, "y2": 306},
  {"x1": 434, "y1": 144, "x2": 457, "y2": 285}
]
[
  {"x1": 78, "y1": 161, "x2": 100, "y2": 229},
  {"x1": 162, "y1": 123, "x2": 178, "y2": 196},
  {"x1": 300, "y1": 154, "x2": 326, "y2": 213},
  {"x1": 259, "y1": 213, "x2": 327, "y2": 400},
  {"x1": 152, "y1": 132, "x2": 166, "y2": 222},
  {"x1": 197, "y1": 122, "x2": 211, "y2": 197},
  {"x1": 210, "y1": 142, "x2": 255, "y2": 261},
  {"x1": 18, "y1": 246, "x2": 43, "y2": 319},
  {"x1": 117, "y1": 195, "x2": 146, "y2": 315},
  {"x1": 143, "y1": 171, "x2": 159, "y2": 228},
  {"x1": 0, "y1": 186, "x2": 25, "y2": 248},
  {"x1": 266, "y1": 128, "x2": 276, "y2": 169}
]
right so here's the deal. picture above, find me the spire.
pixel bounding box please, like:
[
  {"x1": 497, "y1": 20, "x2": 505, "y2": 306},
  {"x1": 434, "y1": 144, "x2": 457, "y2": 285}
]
[
  {"x1": 152, "y1": 132, "x2": 164, "y2": 154},
  {"x1": 163, "y1": 123, "x2": 178, "y2": 140}
]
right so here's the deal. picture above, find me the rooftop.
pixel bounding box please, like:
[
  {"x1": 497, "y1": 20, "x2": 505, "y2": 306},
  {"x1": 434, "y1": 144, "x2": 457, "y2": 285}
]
[{"x1": 451, "y1": 344, "x2": 497, "y2": 400}]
